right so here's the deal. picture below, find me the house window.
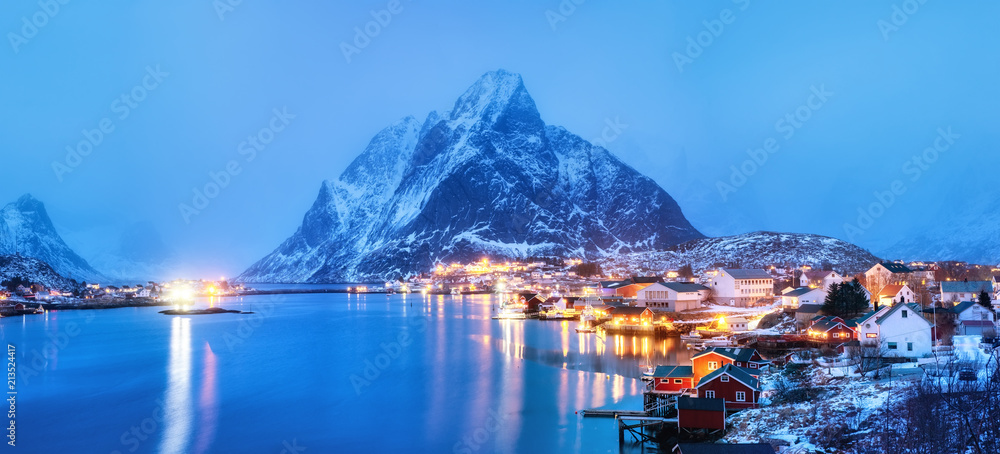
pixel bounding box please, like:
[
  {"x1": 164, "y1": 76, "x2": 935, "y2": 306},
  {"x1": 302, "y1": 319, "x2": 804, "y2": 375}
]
[
  {"x1": 902, "y1": 310, "x2": 907, "y2": 318},
  {"x1": 674, "y1": 379, "x2": 683, "y2": 384},
  {"x1": 907, "y1": 342, "x2": 913, "y2": 351},
  {"x1": 721, "y1": 375, "x2": 730, "y2": 382},
  {"x1": 832, "y1": 333, "x2": 840, "y2": 338},
  {"x1": 866, "y1": 333, "x2": 878, "y2": 338},
  {"x1": 736, "y1": 391, "x2": 746, "y2": 402},
  {"x1": 749, "y1": 363, "x2": 757, "y2": 369},
  {"x1": 865, "y1": 323, "x2": 871, "y2": 329},
  {"x1": 888, "y1": 342, "x2": 898, "y2": 350},
  {"x1": 705, "y1": 391, "x2": 715, "y2": 399},
  {"x1": 707, "y1": 361, "x2": 719, "y2": 370}
]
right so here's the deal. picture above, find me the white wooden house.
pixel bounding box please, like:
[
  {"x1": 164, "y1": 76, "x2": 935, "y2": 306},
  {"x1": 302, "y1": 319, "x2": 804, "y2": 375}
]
[{"x1": 855, "y1": 303, "x2": 932, "y2": 358}]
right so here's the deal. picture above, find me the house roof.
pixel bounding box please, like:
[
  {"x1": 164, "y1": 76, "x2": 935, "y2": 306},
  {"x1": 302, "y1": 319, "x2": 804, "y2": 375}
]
[
  {"x1": 876, "y1": 284, "x2": 908, "y2": 299},
  {"x1": 811, "y1": 319, "x2": 854, "y2": 333},
  {"x1": 676, "y1": 397, "x2": 725, "y2": 412},
  {"x1": 855, "y1": 306, "x2": 888, "y2": 325},
  {"x1": 796, "y1": 303, "x2": 823, "y2": 314},
  {"x1": 600, "y1": 280, "x2": 629, "y2": 289},
  {"x1": 610, "y1": 306, "x2": 649, "y2": 316},
  {"x1": 941, "y1": 281, "x2": 993, "y2": 294},
  {"x1": 726, "y1": 317, "x2": 748, "y2": 324},
  {"x1": 950, "y1": 301, "x2": 979, "y2": 315},
  {"x1": 875, "y1": 303, "x2": 925, "y2": 325},
  {"x1": 724, "y1": 269, "x2": 773, "y2": 280},
  {"x1": 803, "y1": 270, "x2": 836, "y2": 280},
  {"x1": 961, "y1": 320, "x2": 994, "y2": 327},
  {"x1": 696, "y1": 364, "x2": 760, "y2": 390},
  {"x1": 692, "y1": 347, "x2": 760, "y2": 363},
  {"x1": 877, "y1": 262, "x2": 913, "y2": 274},
  {"x1": 652, "y1": 365, "x2": 693, "y2": 378},
  {"x1": 675, "y1": 443, "x2": 776, "y2": 454},
  {"x1": 662, "y1": 282, "x2": 710, "y2": 293},
  {"x1": 784, "y1": 287, "x2": 820, "y2": 298},
  {"x1": 630, "y1": 276, "x2": 664, "y2": 284}
]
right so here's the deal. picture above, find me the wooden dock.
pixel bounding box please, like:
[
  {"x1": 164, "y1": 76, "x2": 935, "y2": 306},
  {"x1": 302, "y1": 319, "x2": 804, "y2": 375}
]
[{"x1": 580, "y1": 409, "x2": 647, "y2": 418}]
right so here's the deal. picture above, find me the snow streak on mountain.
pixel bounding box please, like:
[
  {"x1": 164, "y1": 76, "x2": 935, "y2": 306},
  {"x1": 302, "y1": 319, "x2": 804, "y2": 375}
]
[{"x1": 239, "y1": 70, "x2": 704, "y2": 282}]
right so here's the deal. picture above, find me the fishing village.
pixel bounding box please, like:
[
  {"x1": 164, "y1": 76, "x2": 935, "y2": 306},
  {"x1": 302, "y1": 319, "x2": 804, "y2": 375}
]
[{"x1": 5, "y1": 257, "x2": 1000, "y2": 452}]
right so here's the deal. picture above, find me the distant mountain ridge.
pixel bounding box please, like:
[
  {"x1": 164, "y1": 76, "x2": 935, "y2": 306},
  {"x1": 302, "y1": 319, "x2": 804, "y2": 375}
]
[
  {"x1": 0, "y1": 194, "x2": 103, "y2": 282},
  {"x1": 238, "y1": 69, "x2": 704, "y2": 283},
  {"x1": 619, "y1": 231, "x2": 881, "y2": 276}
]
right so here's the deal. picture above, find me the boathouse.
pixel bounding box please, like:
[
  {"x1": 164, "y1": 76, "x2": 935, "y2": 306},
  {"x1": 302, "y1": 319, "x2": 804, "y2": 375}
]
[
  {"x1": 695, "y1": 364, "x2": 761, "y2": 409},
  {"x1": 676, "y1": 396, "x2": 726, "y2": 432},
  {"x1": 649, "y1": 365, "x2": 695, "y2": 394},
  {"x1": 609, "y1": 307, "x2": 653, "y2": 326}
]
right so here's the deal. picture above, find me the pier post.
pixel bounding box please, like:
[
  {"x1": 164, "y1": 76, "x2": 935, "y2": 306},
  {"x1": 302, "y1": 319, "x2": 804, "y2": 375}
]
[{"x1": 618, "y1": 417, "x2": 624, "y2": 448}]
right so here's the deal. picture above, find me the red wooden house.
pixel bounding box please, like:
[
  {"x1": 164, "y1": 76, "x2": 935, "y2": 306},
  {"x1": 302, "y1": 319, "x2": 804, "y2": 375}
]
[
  {"x1": 649, "y1": 365, "x2": 695, "y2": 394},
  {"x1": 676, "y1": 396, "x2": 726, "y2": 432},
  {"x1": 691, "y1": 347, "x2": 767, "y2": 383},
  {"x1": 807, "y1": 316, "x2": 857, "y2": 342},
  {"x1": 695, "y1": 364, "x2": 761, "y2": 409}
]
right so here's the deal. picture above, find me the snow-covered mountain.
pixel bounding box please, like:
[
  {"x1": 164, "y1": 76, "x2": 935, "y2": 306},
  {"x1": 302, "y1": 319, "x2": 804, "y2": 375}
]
[
  {"x1": 882, "y1": 190, "x2": 1000, "y2": 265},
  {"x1": 0, "y1": 194, "x2": 103, "y2": 282},
  {"x1": 0, "y1": 254, "x2": 78, "y2": 290},
  {"x1": 615, "y1": 231, "x2": 881, "y2": 276},
  {"x1": 239, "y1": 70, "x2": 704, "y2": 283}
]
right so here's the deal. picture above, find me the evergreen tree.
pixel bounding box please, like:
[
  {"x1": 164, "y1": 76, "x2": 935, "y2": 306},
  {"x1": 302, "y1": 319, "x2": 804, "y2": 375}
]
[
  {"x1": 978, "y1": 290, "x2": 993, "y2": 309},
  {"x1": 820, "y1": 279, "x2": 870, "y2": 319},
  {"x1": 821, "y1": 282, "x2": 842, "y2": 316}
]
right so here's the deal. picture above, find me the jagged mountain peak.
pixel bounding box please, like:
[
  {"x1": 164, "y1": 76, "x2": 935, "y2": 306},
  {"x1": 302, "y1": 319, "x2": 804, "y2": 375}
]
[
  {"x1": 238, "y1": 72, "x2": 702, "y2": 283},
  {"x1": 449, "y1": 70, "x2": 543, "y2": 133}
]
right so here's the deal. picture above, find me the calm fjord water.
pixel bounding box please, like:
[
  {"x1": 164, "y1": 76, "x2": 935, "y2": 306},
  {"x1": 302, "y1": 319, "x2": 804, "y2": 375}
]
[{"x1": 4, "y1": 292, "x2": 691, "y2": 453}]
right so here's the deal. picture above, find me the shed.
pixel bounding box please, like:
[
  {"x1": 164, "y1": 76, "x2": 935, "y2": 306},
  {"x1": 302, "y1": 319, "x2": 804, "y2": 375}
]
[{"x1": 676, "y1": 397, "x2": 726, "y2": 432}]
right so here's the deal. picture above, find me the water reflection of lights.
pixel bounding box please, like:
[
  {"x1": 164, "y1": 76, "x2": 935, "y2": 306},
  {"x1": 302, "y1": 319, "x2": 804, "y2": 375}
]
[
  {"x1": 560, "y1": 321, "x2": 569, "y2": 358},
  {"x1": 160, "y1": 317, "x2": 192, "y2": 454},
  {"x1": 193, "y1": 343, "x2": 218, "y2": 454}
]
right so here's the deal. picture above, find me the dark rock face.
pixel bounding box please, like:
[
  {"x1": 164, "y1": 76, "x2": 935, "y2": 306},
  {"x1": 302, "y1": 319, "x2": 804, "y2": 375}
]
[{"x1": 239, "y1": 70, "x2": 703, "y2": 283}]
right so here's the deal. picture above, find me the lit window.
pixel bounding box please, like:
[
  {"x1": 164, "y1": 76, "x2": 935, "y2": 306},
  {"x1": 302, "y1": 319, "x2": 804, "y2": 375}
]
[
  {"x1": 867, "y1": 333, "x2": 878, "y2": 338},
  {"x1": 708, "y1": 361, "x2": 718, "y2": 370},
  {"x1": 736, "y1": 391, "x2": 746, "y2": 402}
]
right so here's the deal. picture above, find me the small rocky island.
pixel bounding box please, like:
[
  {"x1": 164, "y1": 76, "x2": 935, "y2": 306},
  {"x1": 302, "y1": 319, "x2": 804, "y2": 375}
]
[{"x1": 159, "y1": 307, "x2": 252, "y2": 315}]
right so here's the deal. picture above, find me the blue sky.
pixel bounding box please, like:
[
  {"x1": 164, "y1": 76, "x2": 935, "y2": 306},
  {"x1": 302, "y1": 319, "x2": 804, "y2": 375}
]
[{"x1": 1, "y1": 1, "x2": 997, "y2": 278}]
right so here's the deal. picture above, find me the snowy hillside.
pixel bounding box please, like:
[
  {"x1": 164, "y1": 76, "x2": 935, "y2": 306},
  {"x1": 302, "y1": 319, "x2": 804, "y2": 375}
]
[
  {"x1": 0, "y1": 254, "x2": 79, "y2": 289},
  {"x1": 617, "y1": 231, "x2": 881, "y2": 275},
  {"x1": 0, "y1": 194, "x2": 103, "y2": 282},
  {"x1": 238, "y1": 70, "x2": 704, "y2": 283}
]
